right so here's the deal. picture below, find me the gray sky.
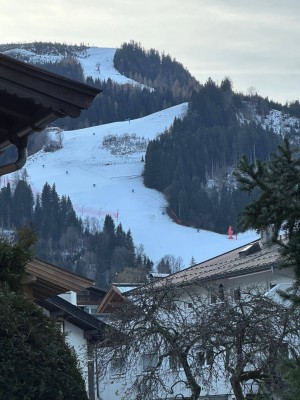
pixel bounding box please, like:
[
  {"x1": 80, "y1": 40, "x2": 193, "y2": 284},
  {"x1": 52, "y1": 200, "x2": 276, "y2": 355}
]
[{"x1": 1, "y1": 0, "x2": 299, "y2": 103}]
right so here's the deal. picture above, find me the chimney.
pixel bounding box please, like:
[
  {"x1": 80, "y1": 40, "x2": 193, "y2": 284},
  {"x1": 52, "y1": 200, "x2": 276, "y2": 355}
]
[{"x1": 260, "y1": 227, "x2": 273, "y2": 248}]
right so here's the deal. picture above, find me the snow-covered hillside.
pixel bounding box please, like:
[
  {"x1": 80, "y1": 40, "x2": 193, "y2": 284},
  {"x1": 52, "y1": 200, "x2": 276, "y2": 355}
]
[
  {"x1": 9, "y1": 103, "x2": 257, "y2": 268},
  {"x1": 239, "y1": 102, "x2": 300, "y2": 137},
  {"x1": 3, "y1": 46, "x2": 146, "y2": 87},
  {"x1": 2, "y1": 45, "x2": 260, "y2": 268},
  {"x1": 5, "y1": 44, "x2": 299, "y2": 136}
]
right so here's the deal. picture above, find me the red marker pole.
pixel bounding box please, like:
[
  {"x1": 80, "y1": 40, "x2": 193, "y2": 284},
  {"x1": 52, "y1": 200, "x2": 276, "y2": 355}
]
[{"x1": 228, "y1": 225, "x2": 234, "y2": 239}]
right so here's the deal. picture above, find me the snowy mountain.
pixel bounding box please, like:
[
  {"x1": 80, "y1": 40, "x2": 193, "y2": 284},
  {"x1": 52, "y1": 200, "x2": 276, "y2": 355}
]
[
  {"x1": 3, "y1": 44, "x2": 299, "y2": 136},
  {"x1": 1, "y1": 45, "x2": 261, "y2": 268},
  {"x1": 2, "y1": 46, "x2": 147, "y2": 87}
]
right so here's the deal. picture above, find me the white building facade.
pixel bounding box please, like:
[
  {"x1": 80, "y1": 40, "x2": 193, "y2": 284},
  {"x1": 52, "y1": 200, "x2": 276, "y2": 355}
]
[{"x1": 97, "y1": 239, "x2": 296, "y2": 400}]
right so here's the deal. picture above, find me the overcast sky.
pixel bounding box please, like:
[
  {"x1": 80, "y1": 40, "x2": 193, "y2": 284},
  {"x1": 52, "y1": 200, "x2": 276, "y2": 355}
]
[{"x1": 1, "y1": 0, "x2": 299, "y2": 104}]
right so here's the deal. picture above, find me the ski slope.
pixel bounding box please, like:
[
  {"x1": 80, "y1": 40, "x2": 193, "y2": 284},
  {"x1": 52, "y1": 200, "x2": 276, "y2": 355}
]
[
  {"x1": 3, "y1": 46, "x2": 258, "y2": 267},
  {"x1": 21, "y1": 103, "x2": 258, "y2": 267}
]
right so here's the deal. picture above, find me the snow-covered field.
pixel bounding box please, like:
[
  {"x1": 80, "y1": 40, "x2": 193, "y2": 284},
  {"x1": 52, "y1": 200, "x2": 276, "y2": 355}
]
[{"x1": 3, "y1": 46, "x2": 258, "y2": 267}]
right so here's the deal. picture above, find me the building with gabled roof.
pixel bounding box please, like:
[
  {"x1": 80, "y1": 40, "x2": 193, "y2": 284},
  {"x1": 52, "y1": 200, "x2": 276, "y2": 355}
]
[
  {"x1": 39, "y1": 294, "x2": 106, "y2": 400},
  {"x1": 0, "y1": 50, "x2": 104, "y2": 399},
  {"x1": 98, "y1": 237, "x2": 295, "y2": 400},
  {"x1": 21, "y1": 257, "x2": 108, "y2": 400},
  {"x1": 97, "y1": 283, "x2": 139, "y2": 313},
  {"x1": 149, "y1": 239, "x2": 283, "y2": 288},
  {"x1": 77, "y1": 285, "x2": 107, "y2": 315}
]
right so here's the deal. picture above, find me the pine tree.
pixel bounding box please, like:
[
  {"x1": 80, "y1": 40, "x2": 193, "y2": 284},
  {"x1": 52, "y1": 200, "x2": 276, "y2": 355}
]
[
  {"x1": 50, "y1": 184, "x2": 61, "y2": 239},
  {"x1": 40, "y1": 182, "x2": 52, "y2": 238},
  {"x1": 234, "y1": 138, "x2": 300, "y2": 396},
  {"x1": 115, "y1": 223, "x2": 127, "y2": 247},
  {"x1": 234, "y1": 138, "x2": 300, "y2": 282},
  {"x1": 33, "y1": 194, "x2": 42, "y2": 229},
  {"x1": 11, "y1": 180, "x2": 34, "y2": 228},
  {"x1": 0, "y1": 183, "x2": 12, "y2": 228}
]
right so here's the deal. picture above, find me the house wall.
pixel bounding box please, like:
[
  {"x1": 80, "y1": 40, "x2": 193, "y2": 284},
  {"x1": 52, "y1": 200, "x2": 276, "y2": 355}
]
[
  {"x1": 222, "y1": 267, "x2": 294, "y2": 293},
  {"x1": 64, "y1": 321, "x2": 89, "y2": 394},
  {"x1": 39, "y1": 304, "x2": 92, "y2": 396},
  {"x1": 178, "y1": 267, "x2": 294, "y2": 306},
  {"x1": 99, "y1": 356, "x2": 233, "y2": 400},
  {"x1": 98, "y1": 266, "x2": 295, "y2": 400}
]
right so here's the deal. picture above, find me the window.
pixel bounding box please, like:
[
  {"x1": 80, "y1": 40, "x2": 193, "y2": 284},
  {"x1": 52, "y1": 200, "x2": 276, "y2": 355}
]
[
  {"x1": 197, "y1": 351, "x2": 205, "y2": 366},
  {"x1": 142, "y1": 353, "x2": 158, "y2": 371},
  {"x1": 210, "y1": 292, "x2": 218, "y2": 304},
  {"x1": 218, "y1": 284, "x2": 225, "y2": 301},
  {"x1": 206, "y1": 348, "x2": 214, "y2": 366},
  {"x1": 210, "y1": 284, "x2": 225, "y2": 304},
  {"x1": 111, "y1": 357, "x2": 126, "y2": 376},
  {"x1": 269, "y1": 281, "x2": 277, "y2": 290},
  {"x1": 233, "y1": 287, "x2": 241, "y2": 301},
  {"x1": 55, "y1": 320, "x2": 64, "y2": 333},
  {"x1": 184, "y1": 302, "x2": 193, "y2": 309},
  {"x1": 197, "y1": 349, "x2": 214, "y2": 366},
  {"x1": 169, "y1": 354, "x2": 181, "y2": 371}
]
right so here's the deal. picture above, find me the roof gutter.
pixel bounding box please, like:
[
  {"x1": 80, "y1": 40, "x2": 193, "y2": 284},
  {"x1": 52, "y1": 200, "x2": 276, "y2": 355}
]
[{"x1": 0, "y1": 135, "x2": 28, "y2": 176}]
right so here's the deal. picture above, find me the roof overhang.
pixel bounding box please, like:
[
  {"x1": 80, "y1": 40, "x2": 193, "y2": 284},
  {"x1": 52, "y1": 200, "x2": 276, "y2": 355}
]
[
  {"x1": 39, "y1": 295, "x2": 105, "y2": 335},
  {"x1": 25, "y1": 258, "x2": 95, "y2": 300},
  {"x1": 97, "y1": 286, "x2": 126, "y2": 313},
  {"x1": 0, "y1": 52, "x2": 100, "y2": 175}
]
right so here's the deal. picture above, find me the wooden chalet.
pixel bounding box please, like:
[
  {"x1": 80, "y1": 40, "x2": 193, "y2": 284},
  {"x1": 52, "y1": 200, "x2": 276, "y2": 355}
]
[{"x1": 77, "y1": 286, "x2": 107, "y2": 314}]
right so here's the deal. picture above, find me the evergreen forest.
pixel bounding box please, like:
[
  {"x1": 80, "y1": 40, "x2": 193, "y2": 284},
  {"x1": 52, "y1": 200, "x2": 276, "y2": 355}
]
[
  {"x1": 8, "y1": 40, "x2": 200, "y2": 132},
  {"x1": 143, "y1": 78, "x2": 282, "y2": 233},
  {"x1": 1, "y1": 41, "x2": 300, "y2": 251},
  {"x1": 0, "y1": 176, "x2": 152, "y2": 287}
]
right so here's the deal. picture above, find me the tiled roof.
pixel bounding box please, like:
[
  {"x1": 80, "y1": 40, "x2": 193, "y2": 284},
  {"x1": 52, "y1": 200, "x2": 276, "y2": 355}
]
[{"x1": 138, "y1": 240, "x2": 282, "y2": 289}]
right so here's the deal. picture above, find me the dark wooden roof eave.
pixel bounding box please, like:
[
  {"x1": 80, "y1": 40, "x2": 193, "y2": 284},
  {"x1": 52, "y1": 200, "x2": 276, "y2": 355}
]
[
  {"x1": 38, "y1": 295, "x2": 106, "y2": 334},
  {"x1": 25, "y1": 258, "x2": 95, "y2": 300},
  {"x1": 0, "y1": 52, "x2": 100, "y2": 109},
  {"x1": 0, "y1": 52, "x2": 101, "y2": 152}
]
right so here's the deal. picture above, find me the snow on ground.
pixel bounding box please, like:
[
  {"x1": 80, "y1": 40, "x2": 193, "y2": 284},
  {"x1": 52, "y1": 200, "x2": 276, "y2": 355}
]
[
  {"x1": 239, "y1": 102, "x2": 300, "y2": 136},
  {"x1": 75, "y1": 47, "x2": 147, "y2": 87},
  {"x1": 1, "y1": 45, "x2": 258, "y2": 267},
  {"x1": 260, "y1": 109, "x2": 300, "y2": 136},
  {"x1": 4, "y1": 46, "x2": 148, "y2": 88},
  {"x1": 20, "y1": 103, "x2": 258, "y2": 268},
  {"x1": 4, "y1": 45, "x2": 299, "y2": 136}
]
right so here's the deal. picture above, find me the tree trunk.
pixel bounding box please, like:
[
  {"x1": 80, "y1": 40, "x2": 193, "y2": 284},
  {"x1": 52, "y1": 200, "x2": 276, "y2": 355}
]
[
  {"x1": 179, "y1": 354, "x2": 201, "y2": 400},
  {"x1": 190, "y1": 384, "x2": 201, "y2": 400},
  {"x1": 230, "y1": 377, "x2": 245, "y2": 400}
]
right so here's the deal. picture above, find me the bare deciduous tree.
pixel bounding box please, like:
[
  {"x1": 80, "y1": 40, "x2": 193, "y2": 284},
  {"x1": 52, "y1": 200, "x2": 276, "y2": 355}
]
[
  {"x1": 96, "y1": 282, "x2": 300, "y2": 400},
  {"x1": 198, "y1": 285, "x2": 300, "y2": 400}
]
